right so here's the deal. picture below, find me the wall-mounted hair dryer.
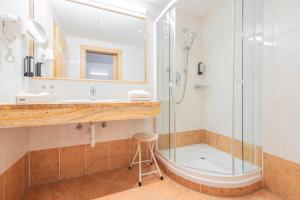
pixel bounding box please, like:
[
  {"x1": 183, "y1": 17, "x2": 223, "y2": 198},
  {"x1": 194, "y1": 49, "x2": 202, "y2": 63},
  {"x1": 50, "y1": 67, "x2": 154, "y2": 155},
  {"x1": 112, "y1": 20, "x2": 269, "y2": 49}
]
[{"x1": 0, "y1": 15, "x2": 48, "y2": 63}]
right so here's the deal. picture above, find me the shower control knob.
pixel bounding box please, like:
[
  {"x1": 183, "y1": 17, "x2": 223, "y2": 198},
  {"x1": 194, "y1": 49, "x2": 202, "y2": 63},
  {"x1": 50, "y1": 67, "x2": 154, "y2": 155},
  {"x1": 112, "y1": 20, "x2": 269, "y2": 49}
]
[
  {"x1": 169, "y1": 83, "x2": 175, "y2": 88},
  {"x1": 176, "y1": 72, "x2": 181, "y2": 86}
]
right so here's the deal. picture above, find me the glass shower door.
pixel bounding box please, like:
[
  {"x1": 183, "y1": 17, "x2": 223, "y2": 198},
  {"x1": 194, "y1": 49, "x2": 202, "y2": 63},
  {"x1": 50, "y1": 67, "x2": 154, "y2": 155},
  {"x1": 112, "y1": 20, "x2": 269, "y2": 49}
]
[
  {"x1": 156, "y1": 8, "x2": 176, "y2": 162},
  {"x1": 234, "y1": 0, "x2": 263, "y2": 175}
]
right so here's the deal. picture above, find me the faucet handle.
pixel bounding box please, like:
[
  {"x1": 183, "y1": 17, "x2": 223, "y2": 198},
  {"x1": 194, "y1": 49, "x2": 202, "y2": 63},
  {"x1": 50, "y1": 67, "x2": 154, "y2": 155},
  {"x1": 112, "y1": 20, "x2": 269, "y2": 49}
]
[{"x1": 90, "y1": 87, "x2": 96, "y2": 100}]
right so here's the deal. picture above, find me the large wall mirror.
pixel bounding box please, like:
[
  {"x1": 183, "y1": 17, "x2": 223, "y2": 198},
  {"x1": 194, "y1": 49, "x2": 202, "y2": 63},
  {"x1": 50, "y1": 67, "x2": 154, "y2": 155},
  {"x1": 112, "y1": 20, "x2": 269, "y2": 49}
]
[{"x1": 32, "y1": 0, "x2": 147, "y2": 83}]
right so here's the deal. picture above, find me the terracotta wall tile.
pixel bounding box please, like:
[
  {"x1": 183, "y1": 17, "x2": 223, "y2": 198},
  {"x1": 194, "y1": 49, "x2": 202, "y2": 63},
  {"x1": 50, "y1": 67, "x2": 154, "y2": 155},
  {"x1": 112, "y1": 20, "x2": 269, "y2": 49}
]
[
  {"x1": 129, "y1": 139, "x2": 148, "y2": 161},
  {"x1": 263, "y1": 153, "x2": 300, "y2": 200},
  {"x1": 203, "y1": 130, "x2": 217, "y2": 147},
  {"x1": 86, "y1": 142, "x2": 109, "y2": 174},
  {"x1": 192, "y1": 130, "x2": 203, "y2": 144},
  {"x1": 108, "y1": 139, "x2": 129, "y2": 170},
  {"x1": 158, "y1": 133, "x2": 176, "y2": 150},
  {"x1": 244, "y1": 184, "x2": 252, "y2": 195},
  {"x1": 4, "y1": 160, "x2": 23, "y2": 200},
  {"x1": 209, "y1": 187, "x2": 219, "y2": 196},
  {"x1": 251, "y1": 181, "x2": 262, "y2": 192},
  {"x1": 255, "y1": 146, "x2": 262, "y2": 166},
  {"x1": 176, "y1": 131, "x2": 193, "y2": 147},
  {"x1": 216, "y1": 134, "x2": 232, "y2": 153},
  {"x1": 60, "y1": 145, "x2": 85, "y2": 180},
  {"x1": 201, "y1": 185, "x2": 210, "y2": 194},
  {"x1": 228, "y1": 187, "x2": 244, "y2": 197},
  {"x1": 218, "y1": 188, "x2": 229, "y2": 197},
  {"x1": 233, "y1": 140, "x2": 243, "y2": 159},
  {"x1": 0, "y1": 173, "x2": 4, "y2": 200},
  {"x1": 30, "y1": 148, "x2": 59, "y2": 187},
  {"x1": 22, "y1": 153, "x2": 29, "y2": 194},
  {"x1": 158, "y1": 134, "x2": 169, "y2": 150},
  {"x1": 176, "y1": 176, "x2": 191, "y2": 188},
  {"x1": 158, "y1": 130, "x2": 203, "y2": 150},
  {"x1": 203, "y1": 130, "x2": 262, "y2": 167},
  {"x1": 190, "y1": 182, "x2": 201, "y2": 192}
]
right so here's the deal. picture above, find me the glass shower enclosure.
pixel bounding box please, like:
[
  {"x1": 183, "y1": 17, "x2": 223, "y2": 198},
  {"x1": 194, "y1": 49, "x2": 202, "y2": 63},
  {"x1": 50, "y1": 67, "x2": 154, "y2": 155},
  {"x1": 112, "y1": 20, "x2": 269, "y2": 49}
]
[{"x1": 156, "y1": 0, "x2": 262, "y2": 176}]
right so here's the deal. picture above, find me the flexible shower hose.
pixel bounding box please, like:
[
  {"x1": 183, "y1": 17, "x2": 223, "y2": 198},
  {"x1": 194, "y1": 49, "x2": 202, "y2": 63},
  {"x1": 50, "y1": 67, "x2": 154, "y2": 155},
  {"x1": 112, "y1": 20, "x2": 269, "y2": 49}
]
[{"x1": 176, "y1": 49, "x2": 190, "y2": 104}]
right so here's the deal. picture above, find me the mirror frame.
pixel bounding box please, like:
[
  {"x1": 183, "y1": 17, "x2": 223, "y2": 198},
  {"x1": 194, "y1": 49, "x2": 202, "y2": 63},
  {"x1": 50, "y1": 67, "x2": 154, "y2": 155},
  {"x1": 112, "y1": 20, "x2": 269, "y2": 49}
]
[{"x1": 29, "y1": 0, "x2": 148, "y2": 84}]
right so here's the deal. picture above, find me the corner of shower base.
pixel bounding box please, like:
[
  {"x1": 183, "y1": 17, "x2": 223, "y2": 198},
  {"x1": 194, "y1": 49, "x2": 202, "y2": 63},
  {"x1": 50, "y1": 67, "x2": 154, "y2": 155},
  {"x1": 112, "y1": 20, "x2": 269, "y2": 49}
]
[{"x1": 156, "y1": 152, "x2": 263, "y2": 197}]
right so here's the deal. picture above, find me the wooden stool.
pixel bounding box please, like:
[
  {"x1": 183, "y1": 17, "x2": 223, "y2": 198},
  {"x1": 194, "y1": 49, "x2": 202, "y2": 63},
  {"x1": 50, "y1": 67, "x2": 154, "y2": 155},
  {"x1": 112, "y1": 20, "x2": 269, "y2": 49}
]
[{"x1": 129, "y1": 132, "x2": 163, "y2": 186}]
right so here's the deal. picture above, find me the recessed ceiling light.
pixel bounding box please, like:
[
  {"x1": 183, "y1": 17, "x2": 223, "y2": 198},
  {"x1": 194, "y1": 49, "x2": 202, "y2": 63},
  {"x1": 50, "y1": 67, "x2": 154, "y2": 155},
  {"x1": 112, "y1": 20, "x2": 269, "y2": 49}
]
[
  {"x1": 100, "y1": 22, "x2": 104, "y2": 27},
  {"x1": 138, "y1": 30, "x2": 142, "y2": 34}
]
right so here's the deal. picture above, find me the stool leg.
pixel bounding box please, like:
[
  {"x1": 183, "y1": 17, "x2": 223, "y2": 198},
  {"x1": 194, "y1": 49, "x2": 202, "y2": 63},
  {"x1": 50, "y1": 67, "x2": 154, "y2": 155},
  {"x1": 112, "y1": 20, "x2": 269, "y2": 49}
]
[
  {"x1": 129, "y1": 145, "x2": 139, "y2": 169},
  {"x1": 138, "y1": 143, "x2": 142, "y2": 186},
  {"x1": 148, "y1": 142, "x2": 153, "y2": 165},
  {"x1": 150, "y1": 141, "x2": 163, "y2": 180}
]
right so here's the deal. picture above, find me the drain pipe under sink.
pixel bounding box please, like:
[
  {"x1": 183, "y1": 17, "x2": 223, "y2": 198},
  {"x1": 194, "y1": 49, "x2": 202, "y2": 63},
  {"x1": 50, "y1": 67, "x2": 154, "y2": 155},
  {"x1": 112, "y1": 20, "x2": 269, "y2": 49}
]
[{"x1": 90, "y1": 122, "x2": 96, "y2": 148}]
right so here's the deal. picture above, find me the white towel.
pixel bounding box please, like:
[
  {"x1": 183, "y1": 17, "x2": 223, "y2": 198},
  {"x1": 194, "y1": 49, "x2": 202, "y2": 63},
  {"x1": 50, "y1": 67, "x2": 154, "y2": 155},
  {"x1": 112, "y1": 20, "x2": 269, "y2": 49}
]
[
  {"x1": 128, "y1": 90, "x2": 150, "y2": 101},
  {"x1": 16, "y1": 91, "x2": 54, "y2": 104},
  {"x1": 18, "y1": 91, "x2": 50, "y2": 97}
]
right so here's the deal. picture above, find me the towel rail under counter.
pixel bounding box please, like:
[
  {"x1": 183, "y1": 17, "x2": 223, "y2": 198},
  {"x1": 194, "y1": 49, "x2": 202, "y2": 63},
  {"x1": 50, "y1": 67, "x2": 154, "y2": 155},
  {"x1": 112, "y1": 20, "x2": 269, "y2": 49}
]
[{"x1": 0, "y1": 101, "x2": 161, "y2": 128}]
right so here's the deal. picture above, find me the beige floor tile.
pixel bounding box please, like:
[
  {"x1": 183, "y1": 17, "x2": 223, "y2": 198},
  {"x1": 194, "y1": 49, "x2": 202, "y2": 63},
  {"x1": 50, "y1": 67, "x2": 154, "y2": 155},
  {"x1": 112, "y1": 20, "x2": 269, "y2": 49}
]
[
  {"x1": 90, "y1": 168, "x2": 122, "y2": 182},
  {"x1": 96, "y1": 190, "x2": 134, "y2": 200},
  {"x1": 45, "y1": 176, "x2": 110, "y2": 200},
  {"x1": 250, "y1": 189, "x2": 282, "y2": 200},
  {"x1": 22, "y1": 167, "x2": 281, "y2": 200},
  {"x1": 22, "y1": 187, "x2": 70, "y2": 200},
  {"x1": 135, "y1": 178, "x2": 175, "y2": 199},
  {"x1": 174, "y1": 188, "x2": 211, "y2": 200},
  {"x1": 131, "y1": 189, "x2": 173, "y2": 200}
]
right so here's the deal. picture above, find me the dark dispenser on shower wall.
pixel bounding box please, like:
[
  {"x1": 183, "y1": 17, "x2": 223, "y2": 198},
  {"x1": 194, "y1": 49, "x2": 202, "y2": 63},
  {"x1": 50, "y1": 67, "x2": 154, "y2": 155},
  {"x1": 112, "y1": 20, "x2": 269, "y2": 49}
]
[{"x1": 198, "y1": 62, "x2": 205, "y2": 75}]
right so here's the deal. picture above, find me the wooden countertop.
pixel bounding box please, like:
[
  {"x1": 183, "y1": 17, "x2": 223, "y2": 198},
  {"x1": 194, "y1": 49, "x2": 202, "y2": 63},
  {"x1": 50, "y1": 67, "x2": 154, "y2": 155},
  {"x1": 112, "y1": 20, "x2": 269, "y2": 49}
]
[{"x1": 0, "y1": 101, "x2": 161, "y2": 128}]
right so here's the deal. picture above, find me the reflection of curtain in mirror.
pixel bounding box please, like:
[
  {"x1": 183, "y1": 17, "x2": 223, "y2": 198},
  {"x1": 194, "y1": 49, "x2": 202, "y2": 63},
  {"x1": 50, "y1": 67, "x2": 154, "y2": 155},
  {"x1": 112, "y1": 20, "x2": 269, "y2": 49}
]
[{"x1": 52, "y1": 20, "x2": 68, "y2": 77}]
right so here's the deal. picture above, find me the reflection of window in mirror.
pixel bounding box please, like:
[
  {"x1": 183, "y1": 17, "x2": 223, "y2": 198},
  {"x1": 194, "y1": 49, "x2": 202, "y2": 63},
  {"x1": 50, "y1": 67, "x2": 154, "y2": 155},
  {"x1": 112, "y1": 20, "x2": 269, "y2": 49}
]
[{"x1": 80, "y1": 46, "x2": 122, "y2": 80}]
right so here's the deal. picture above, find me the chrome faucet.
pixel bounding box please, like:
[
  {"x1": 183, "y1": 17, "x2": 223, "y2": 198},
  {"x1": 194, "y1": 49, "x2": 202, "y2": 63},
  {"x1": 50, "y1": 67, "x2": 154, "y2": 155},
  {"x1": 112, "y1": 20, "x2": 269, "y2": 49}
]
[{"x1": 90, "y1": 87, "x2": 96, "y2": 100}]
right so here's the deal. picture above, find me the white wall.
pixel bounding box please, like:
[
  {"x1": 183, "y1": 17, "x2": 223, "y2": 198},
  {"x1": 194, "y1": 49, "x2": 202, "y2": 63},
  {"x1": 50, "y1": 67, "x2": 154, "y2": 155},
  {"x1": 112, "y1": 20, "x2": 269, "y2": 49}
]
[
  {"x1": 0, "y1": 0, "x2": 29, "y2": 103},
  {"x1": 262, "y1": 0, "x2": 300, "y2": 164},
  {"x1": 29, "y1": 119, "x2": 153, "y2": 151},
  {"x1": 175, "y1": 11, "x2": 205, "y2": 132},
  {"x1": 66, "y1": 36, "x2": 145, "y2": 81},
  {"x1": 0, "y1": 128, "x2": 30, "y2": 174},
  {"x1": 201, "y1": 0, "x2": 234, "y2": 137},
  {"x1": 0, "y1": 0, "x2": 31, "y2": 174}
]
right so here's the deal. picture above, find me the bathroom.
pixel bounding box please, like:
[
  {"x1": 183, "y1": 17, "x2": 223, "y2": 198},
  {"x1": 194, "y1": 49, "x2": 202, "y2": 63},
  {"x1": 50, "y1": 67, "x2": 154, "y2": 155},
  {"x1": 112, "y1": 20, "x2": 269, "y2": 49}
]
[{"x1": 0, "y1": 0, "x2": 299, "y2": 199}]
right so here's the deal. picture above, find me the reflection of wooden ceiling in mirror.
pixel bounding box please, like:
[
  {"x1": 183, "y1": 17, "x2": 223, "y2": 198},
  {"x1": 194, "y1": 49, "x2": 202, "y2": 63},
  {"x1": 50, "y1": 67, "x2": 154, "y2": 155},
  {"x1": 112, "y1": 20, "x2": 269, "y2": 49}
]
[{"x1": 49, "y1": 0, "x2": 145, "y2": 47}]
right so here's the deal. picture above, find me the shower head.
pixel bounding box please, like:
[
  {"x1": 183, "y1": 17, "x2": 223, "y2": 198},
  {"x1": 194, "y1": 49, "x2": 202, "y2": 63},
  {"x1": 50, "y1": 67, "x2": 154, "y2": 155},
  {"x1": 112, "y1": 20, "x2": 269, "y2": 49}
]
[
  {"x1": 188, "y1": 32, "x2": 197, "y2": 48},
  {"x1": 183, "y1": 28, "x2": 197, "y2": 50}
]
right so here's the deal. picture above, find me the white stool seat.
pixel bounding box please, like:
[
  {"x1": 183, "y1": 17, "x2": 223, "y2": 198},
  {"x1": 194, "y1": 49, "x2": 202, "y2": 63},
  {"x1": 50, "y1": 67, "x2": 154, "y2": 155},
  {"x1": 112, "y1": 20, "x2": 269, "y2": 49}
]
[
  {"x1": 129, "y1": 132, "x2": 163, "y2": 186},
  {"x1": 133, "y1": 132, "x2": 158, "y2": 142}
]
